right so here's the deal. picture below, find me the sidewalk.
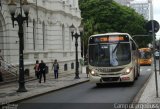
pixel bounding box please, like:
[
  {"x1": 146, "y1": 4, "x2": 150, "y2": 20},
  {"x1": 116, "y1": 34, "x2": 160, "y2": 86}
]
[
  {"x1": 138, "y1": 71, "x2": 160, "y2": 103},
  {"x1": 0, "y1": 72, "x2": 89, "y2": 105}
]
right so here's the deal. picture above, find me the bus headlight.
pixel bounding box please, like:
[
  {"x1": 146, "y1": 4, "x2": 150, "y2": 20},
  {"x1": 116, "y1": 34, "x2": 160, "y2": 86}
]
[
  {"x1": 123, "y1": 67, "x2": 133, "y2": 75},
  {"x1": 90, "y1": 70, "x2": 98, "y2": 76},
  {"x1": 91, "y1": 70, "x2": 95, "y2": 75}
]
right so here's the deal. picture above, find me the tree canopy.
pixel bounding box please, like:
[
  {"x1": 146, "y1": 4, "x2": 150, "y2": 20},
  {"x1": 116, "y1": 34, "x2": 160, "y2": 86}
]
[{"x1": 79, "y1": 0, "x2": 152, "y2": 56}]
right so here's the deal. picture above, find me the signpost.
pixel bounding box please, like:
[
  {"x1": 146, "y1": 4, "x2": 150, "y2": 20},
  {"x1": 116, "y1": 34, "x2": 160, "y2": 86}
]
[{"x1": 146, "y1": 20, "x2": 159, "y2": 97}]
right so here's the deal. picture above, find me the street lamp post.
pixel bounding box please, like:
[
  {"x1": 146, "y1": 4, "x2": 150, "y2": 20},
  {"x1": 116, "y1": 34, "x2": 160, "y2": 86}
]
[
  {"x1": 70, "y1": 24, "x2": 83, "y2": 79},
  {"x1": 8, "y1": 0, "x2": 30, "y2": 92}
]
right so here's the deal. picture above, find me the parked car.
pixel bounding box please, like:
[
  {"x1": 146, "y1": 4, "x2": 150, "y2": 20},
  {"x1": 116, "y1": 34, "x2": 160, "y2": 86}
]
[{"x1": 154, "y1": 51, "x2": 159, "y2": 59}]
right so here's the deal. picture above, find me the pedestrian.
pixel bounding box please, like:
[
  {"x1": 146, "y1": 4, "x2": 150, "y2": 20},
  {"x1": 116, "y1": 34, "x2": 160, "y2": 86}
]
[
  {"x1": 52, "y1": 59, "x2": 59, "y2": 79},
  {"x1": 34, "y1": 60, "x2": 39, "y2": 79},
  {"x1": 38, "y1": 60, "x2": 46, "y2": 83},
  {"x1": 86, "y1": 65, "x2": 89, "y2": 78}
]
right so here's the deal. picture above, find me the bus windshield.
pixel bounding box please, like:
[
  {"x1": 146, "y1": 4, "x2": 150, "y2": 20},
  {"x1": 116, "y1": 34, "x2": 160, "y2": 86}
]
[
  {"x1": 89, "y1": 43, "x2": 131, "y2": 67},
  {"x1": 139, "y1": 51, "x2": 151, "y2": 59}
]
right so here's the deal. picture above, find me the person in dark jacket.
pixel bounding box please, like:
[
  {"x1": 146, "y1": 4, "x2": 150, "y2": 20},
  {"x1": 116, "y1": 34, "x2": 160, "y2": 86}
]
[
  {"x1": 38, "y1": 60, "x2": 46, "y2": 83},
  {"x1": 52, "y1": 59, "x2": 59, "y2": 79}
]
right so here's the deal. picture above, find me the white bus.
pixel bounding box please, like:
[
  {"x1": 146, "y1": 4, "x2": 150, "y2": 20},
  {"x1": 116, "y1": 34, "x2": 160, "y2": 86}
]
[{"x1": 88, "y1": 33, "x2": 140, "y2": 86}]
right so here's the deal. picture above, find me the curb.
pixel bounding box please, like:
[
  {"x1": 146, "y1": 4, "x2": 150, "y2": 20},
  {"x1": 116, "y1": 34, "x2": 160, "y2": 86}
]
[
  {"x1": 1, "y1": 79, "x2": 89, "y2": 105},
  {"x1": 132, "y1": 71, "x2": 153, "y2": 103}
]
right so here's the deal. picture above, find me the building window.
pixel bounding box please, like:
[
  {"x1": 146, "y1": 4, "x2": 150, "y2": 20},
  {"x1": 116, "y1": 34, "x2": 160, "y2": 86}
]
[
  {"x1": 62, "y1": 24, "x2": 65, "y2": 50},
  {"x1": 71, "y1": 63, "x2": 74, "y2": 69},
  {"x1": 69, "y1": 27, "x2": 72, "y2": 51},
  {"x1": 33, "y1": 19, "x2": 36, "y2": 50},
  {"x1": 42, "y1": 21, "x2": 45, "y2": 50},
  {"x1": 64, "y1": 64, "x2": 67, "y2": 71}
]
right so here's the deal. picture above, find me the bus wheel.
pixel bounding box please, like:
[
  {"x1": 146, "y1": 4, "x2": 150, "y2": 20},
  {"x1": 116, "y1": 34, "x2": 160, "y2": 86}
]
[
  {"x1": 138, "y1": 66, "x2": 140, "y2": 77},
  {"x1": 133, "y1": 68, "x2": 136, "y2": 80},
  {"x1": 96, "y1": 83, "x2": 102, "y2": 87}
]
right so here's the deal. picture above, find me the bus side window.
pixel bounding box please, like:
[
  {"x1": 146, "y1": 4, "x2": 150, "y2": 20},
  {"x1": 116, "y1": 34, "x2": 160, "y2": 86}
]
[{"x1": 132, "y1": 41, "x2": 136, "y2": 50}]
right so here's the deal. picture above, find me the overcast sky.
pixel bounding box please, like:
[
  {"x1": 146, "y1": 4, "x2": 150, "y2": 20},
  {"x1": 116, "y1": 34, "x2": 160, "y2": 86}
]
[
  {"x1": 134, "y1": 0, "x2": 160, "y2": 38},
  {"x1": 153, "y1": 0, "x2": 160, "y2": 38}
]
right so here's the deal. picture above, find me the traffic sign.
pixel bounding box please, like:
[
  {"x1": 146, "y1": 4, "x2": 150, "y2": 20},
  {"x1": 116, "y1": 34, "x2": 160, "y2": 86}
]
[{"x1": 146, "y1": 20, "x2": 159, "y2": 33}]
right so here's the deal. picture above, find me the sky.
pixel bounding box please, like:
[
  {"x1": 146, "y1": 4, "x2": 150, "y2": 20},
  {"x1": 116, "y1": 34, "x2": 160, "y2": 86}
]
[
  {"x1": 134, "y1": 0, "x2": 160, "y2": 38},
  {"x1": 152, "y1": 0, "x2": 160, "y2": 38}
]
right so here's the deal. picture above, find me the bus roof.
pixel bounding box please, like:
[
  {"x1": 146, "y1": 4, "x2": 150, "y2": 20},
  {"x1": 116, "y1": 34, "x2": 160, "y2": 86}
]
[
  {"x1": 90, "y1": 32, "x2": 131, "y2": 37},
  {"x1": 139, "y1": 48, "x2": 151, "y2": 51}
]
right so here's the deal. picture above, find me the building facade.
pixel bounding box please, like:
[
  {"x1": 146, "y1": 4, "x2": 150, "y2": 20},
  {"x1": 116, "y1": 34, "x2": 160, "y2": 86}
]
[
  {"x1": 114, "y1": 0, "x2": 134, "y2": 6},
  {"x1": 0, "y1": 0, "x2": 82, "y2": 75},
  {"x1": 130, "y1": 1, "x2": 150, "y2": 20}
]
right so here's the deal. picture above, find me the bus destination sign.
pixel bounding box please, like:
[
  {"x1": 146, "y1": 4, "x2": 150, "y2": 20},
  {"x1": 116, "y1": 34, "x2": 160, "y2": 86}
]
[
  {"x1": 98, "y1": 36, "x2": 124, "y2": 42},
  {"x1": 94, "y1": 35, "x2": 129, "y2": 43}
]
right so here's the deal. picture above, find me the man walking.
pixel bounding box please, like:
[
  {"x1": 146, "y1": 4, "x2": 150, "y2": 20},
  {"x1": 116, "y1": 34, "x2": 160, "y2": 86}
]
[
  {"x1": 52, "y1": 59, "x2": 59, "y2": 79},
  {"x1": 38, "y1": 60, "x2": 46, "y2": 83},
  {"x1": 34, "y1": 60, "x2": 39, "y2": 79}
]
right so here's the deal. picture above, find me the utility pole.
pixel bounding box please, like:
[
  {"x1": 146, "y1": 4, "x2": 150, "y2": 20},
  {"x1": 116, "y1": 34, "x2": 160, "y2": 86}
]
[{"x1": 149, "y1": 0, "x2": 159, "y2": 98}]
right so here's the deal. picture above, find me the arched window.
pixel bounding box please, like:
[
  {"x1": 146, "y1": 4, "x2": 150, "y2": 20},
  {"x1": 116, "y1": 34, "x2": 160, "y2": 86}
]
[
  {"x1": 42, "y1": 21, "x2": 45, "y2": 50},
  {"x1": 71, "y1": 63, "x2": 74, "y2": 69},
  {"x1": 33, "y1": 19, "x2": 36, "y2": 50},
  {"x1": 62, "y1": 24, "x2": 65, "y2": 50},
  {"x1": 64, "y1": 64, "x2": 67, "y2": 71}
]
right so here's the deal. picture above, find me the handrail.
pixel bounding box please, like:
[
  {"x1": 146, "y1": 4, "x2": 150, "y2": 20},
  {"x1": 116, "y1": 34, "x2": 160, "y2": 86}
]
[
  {"x1": 0, "y1": 60, "x2": 18, "y2": 77},
  {"x1": 0, "y1": 60, "x2": 18, "y2": 71}
]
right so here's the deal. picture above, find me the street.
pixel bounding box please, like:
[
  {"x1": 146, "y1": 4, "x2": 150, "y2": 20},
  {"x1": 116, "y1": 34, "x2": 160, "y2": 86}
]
[{"x1": 17, "y1": 66, "x2": 152, "y2": 109}]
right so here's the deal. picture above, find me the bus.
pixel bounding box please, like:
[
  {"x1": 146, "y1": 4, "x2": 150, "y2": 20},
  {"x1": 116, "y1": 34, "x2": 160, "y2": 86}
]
[
  {"x1": 88, "y1": 33, "x2": 140, "y2": 86},
  {"x1": 138, "y1": 48, "x2": 152, "y2": 65}
]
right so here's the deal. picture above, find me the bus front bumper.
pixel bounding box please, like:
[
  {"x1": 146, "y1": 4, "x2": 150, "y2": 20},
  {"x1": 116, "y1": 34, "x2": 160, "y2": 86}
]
[{"x1": 89, "y1": 72, "x2": 134, "y2": 83}]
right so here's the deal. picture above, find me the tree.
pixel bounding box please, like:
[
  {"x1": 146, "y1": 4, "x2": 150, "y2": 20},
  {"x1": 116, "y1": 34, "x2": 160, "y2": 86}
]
[{"x1": 79, "y1": 0, "x2": 152, "y2": 57}]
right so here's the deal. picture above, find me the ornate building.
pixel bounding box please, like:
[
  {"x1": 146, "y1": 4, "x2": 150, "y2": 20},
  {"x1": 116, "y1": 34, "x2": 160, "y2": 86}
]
[{"x1": 0, "y1": 0, "x2": 82, "y2": 75}]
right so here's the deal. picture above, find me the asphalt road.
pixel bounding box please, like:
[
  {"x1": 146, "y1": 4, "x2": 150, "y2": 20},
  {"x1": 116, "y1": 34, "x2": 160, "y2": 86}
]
[{"x1": 18, "y1": 66, "x2": 152, "y2": 109}]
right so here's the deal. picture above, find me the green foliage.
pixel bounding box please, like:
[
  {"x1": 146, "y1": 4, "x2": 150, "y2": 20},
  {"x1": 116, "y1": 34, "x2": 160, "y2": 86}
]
[{"x1": 79, "y1": 0, "x2": 152, "y2": 55}]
